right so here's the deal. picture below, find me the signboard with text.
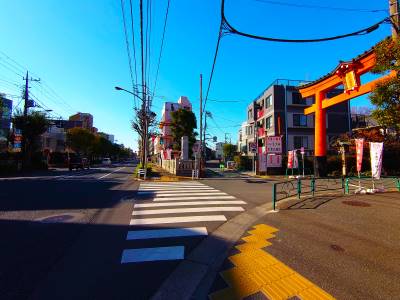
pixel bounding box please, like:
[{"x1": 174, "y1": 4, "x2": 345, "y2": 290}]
[{"x1": 266, "y1": 136, "x2": 282, "y2": 153}]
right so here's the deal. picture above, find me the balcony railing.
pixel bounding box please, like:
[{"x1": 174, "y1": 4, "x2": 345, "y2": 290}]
[
  {"x1": 257, "y1": 127, "x2": 265, "y2": 137},
  {"x1": 257, "y1": 109, "x2": 264, "y2": 119}
]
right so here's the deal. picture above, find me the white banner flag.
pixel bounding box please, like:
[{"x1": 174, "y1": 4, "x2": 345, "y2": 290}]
[{"x1": 370, "y1": 142, "x2": 383, "y2": 179}]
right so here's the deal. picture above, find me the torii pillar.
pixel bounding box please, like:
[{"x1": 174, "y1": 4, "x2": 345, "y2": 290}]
[{"x1": 299, "y1": 47, "x2": 396, "y2": 177}]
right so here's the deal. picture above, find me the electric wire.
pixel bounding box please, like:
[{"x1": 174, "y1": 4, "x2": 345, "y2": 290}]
[
  {"x1": 221, "y1": 0, "x2": 389, "y2": 43},
  {"x1": 152, "y1": 0, "x2": 171, "y2": 99},
  {"x1": 129, "y1": 0, "x2": 139, "y2": 96},
  {"x1": 120, "y1": 0, "x2": 138, "y2": 110},
  {"x1": 253, "y1": 0, "x2": 388, "y2": 13}
]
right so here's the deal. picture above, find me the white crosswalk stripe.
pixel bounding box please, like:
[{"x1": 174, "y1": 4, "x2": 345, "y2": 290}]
[{"x1": 120, "y1": 181, "x2": 246, "y2": 263}]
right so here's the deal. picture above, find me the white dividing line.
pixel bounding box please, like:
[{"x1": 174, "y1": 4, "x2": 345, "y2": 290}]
[
  {"x1": 140, "y1": 183, "x2": 204, "y2": 187},
  {"x1": 138, "y1": 186, "x2": 209, "y2": 190},
  {"x1": 121, "y1": 246, "x2": 184, "y2": 263},
  {"x1": 126, "y1": 227, "x2": 208, "y2": 240},
  {"x1": 134, "y1": 200, "x2": 247, "y2": 208},
  {"x1": 98, "y1": 167, "x2": 125, "y2": 179},
  {"x1": 150, "y1": 192, "x2": 227, "y2": 197},
  {"x1": 137, "y1": 189, "x2": 218, "y2": 194},
  {"x1": 132, "y1": 206, "x2": 244, "y2": 216},
  {"x1": 130, "y1": 215, "x2": 227, "y2": 225},
  {"x1": 154, "y1": 195, "x2": 236, "y2": 202}
]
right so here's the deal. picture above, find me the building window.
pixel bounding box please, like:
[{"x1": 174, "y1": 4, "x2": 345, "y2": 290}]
[
  {"x1": 293, "y1": 114, "x2": 307, "y2": 127},
  {"x1": 265, "y1": 116, "x2": 272, "y2": 129},
  {"x1": 248, "y1": 109, "x2": 253, "y2": 120},
  {"x1": 171, "y1": 104, "x2": 175, "y2": 111},
  {"x1": 294, "y1": 136, "x2": 308, "y2": 149},
  {"x1": 266, "y1": 95, "x2": 272, "y2": 108},
  {"x1": 292, "y1": 92, "x2": 303, "y2": 104}
]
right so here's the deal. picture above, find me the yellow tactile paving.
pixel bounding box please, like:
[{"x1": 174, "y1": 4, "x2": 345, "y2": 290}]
[{"x1": 209, "y1": 224, "x2": 336, "y2": 300}]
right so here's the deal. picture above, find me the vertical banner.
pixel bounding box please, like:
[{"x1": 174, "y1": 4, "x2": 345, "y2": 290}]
[
  {"x1": 287, "y1": 150, "x2": 293, "y2": 169},
  {"x1": 355, "y1": 138, "x2": 364, "y2": 173},
  {"x1": 293, "y1": 150, "x2": 298, "y2": 169},
  {"x1": 370, "y1": 142, "x2": 383, "y2": 179}
]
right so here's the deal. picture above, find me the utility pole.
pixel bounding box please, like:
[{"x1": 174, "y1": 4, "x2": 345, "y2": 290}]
[
  {"x1": 199, "y1": 74, "x2": 203, "y2": 177},
  {"x1": 390, "y1": 0, "x2": 400, "y2": 40}
]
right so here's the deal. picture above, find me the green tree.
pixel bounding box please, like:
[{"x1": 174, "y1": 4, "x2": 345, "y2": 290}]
[
  {"x1": 369, "y1": 38, "x2": 400, "y2": 137},
  {"x1": 66, "y1": 127, "x2": 95, "y2": 156},
  {"x1": 13, "y1": 109, "x2": 50, "y2": 166},
  {"x1": 170, "y1": 108, "x2": 197, "y2": 156},
  {"x1": 223, "y1": 143, "x2": 237, "y2": 161}
]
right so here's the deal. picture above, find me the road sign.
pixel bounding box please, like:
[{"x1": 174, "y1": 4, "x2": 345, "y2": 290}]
[
  {"x1": 249, "y1": 142, "x2": 257, "y2": 153},
  {"x1": 266, "y1": 136, "x2": 282, "y2": 153}
]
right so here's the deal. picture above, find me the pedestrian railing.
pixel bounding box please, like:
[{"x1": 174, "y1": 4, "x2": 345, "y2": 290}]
[{"x1": 272, "y1": 176, "x2": 400, "y2": 210}]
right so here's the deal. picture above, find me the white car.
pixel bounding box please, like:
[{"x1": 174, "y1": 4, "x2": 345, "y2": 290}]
[{"x1": 102, "y1": 158, "x2": 112, "y2": 165}]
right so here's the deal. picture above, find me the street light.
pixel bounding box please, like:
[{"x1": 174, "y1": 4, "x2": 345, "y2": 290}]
[{"x1": 114, "y1": 86, "x2": 143, "y2": 100}]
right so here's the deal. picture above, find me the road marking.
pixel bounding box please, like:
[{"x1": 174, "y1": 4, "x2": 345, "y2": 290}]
[
  {"x1": 126, "y1": 227, "x2": 208, "y2": 240},
  {"x1": 132, "y1": 206, "x2": 244, "y2": 216},
  {"x1": 148, "y1": 192, "x2": 227, "y2": 197},
  {"x1": 138, "y1": 186, "x2": 211, "y2": 190},
  {"x1": 140, "y1": 183, "x2": 204, "y2": 187},
  {"x1": 154, "y1": 195, "x2": 236, "y2": 202},
  {"x1": 137, "y1": 189, "x2": 218, "y2": 194},
  {"x1": 121, "y1": 246, "x2": 184, "y2": 263},
  {"x1": 130, "y1": 215, "x2": 227, "y2": 225},
  {"x1": 209, "y1": 224, "x2": 335, "y2": 300},
  {"x1": 98, "y1": 167, "x2": 125, "y2": 179},
  {"x1": 134, "y1": 200, "x2": 247, "y2": 208}
]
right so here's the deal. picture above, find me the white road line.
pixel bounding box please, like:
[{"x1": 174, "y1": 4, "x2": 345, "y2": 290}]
[
  {"x1": 121, "y1": 246, "x2": 184, "y2": 263},
  {"x1": 154, "y1": 196, "x2": 236, "y2": 202},
  {"x1": 149, "y1": 192, "x2": 227, "y2": 197},
  {"x1": 134, "y1": 200, "x2": 247, "y2": 208},
  {"x1": 138, "y1": 188, "x2": 214, "y2": 192},
  {"x1": 126, "y1": 227, "x2": 208, "y2": 240},
  {"x1": 132, "y1": 206, "x2": 244, "y2": 216},
  {"x1": 140, "y1": 183, "x2": 204, "y2": 187},
  {"x1": 98, "y1": 167, "x2": 125, "y2": 179},
  {"x1": 138, "y1": 186, "x2": 208, "y2": 189},
  {"x1": 137, "y1": 189, "x2": 218, "y2": 194},
  {"x1": 129, "y1": 215, "x2": 227, "y2": 225}
]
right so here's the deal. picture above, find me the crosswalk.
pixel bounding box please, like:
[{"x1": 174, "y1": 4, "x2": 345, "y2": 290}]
[{"x1": 121, "y1": 181, "x2": 246, "y2": 264}]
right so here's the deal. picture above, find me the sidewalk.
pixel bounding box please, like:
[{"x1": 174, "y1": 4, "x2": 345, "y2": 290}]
[{"x1": 207, "y1": 192, "x2": 400, "y2": 299}]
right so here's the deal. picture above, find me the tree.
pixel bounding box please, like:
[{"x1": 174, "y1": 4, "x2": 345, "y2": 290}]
[
  {"x1": 13, "y1": 109, "x2": 50, "y2": 165},
  {"x1": 223, "y1": 143, "x2": 237, "y2": 161},
  {"x1": 131, "y1": 108, "x2": 157, "y2": 165},
  {"x1": 66, "y1": 127, "x2": 95, "y2": 156},
  {"x1": 170, "y1": 108, "x2": 197, "y2": 157},
  {"x1": 369, "y1": 38, "x2": 400, "y2": 137}
]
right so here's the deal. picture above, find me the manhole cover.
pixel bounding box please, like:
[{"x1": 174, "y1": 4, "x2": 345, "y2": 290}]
[
  {"x1": 330, "y1": 244, "x2": 345, "y2": 252},
  {"x1": 342, "y1": 200, "x2": 371, "y2": 207}
]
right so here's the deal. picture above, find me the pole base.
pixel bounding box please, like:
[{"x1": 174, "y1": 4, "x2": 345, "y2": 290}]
[{"x1": 314, "y1": 156, "x2": 327, "y2": 177}]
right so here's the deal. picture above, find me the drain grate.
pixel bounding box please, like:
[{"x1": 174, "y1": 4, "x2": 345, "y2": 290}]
[{"x1": 342, "y1": 200, "x2": 371, "y2": 207}]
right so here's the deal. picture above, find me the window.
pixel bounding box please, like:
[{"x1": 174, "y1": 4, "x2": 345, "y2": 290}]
[
  {"x1": 265, "y1": 95, "x2": 272, "y2": 108},
  {"x1": 248, "y1": 109, "x2": 253, "y2": 120},
  {"x1": 265, "y1": 116, "x2": 272, "y2": 129},
  {"x1": 293, "y1": 114, "x2": 307, "y2": 127},
  {"x1": 294, "y1": 136, "x2": 308, "y2": 149},
  {"x1": 171, "y1": 104, "x2": 175, "y2": 111},
  {"x1": 292, "y1": 92, "x2": 303, "y2": 104}
]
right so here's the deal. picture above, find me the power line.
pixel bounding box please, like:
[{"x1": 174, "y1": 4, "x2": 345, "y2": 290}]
[
  {"x1": 129, "y1": 0, "x2": 139, "y2": 95},
  {"x1": 120, "y1": 0, "x2": 138, "y2": 110},
  {"x1": 221, "y1": 0, "x2": 389, "y2": 43},
  {"x1": 152, "y1": 0, "x2": 171, "y2": 99},
  {"x1": 253, "y1": 0, "x2": 388, "y2": 13}
]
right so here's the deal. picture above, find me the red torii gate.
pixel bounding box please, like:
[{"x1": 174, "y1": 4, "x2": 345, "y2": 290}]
[{"x1": 299, "y1": 45, "x2": 396, "y2": 176}]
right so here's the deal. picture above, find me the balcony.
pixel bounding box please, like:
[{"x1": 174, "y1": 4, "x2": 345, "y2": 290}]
[
  {"x1": 257, "y1": 108, "x2": 265, "y2": 119},
  {"x1": 257, "y1": 127, "x2": 265, "y2": 137}
]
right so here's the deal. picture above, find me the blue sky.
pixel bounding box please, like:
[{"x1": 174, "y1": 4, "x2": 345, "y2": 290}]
[{"x1": 0, "y1": 0, "x2": 391, "y2": 150}]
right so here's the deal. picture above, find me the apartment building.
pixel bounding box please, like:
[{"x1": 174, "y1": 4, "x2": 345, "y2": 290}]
[{"x1": 242, "y1": 79, "x2": 350, "y2": 155}]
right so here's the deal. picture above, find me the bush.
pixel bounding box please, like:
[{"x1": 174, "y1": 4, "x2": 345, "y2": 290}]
[
  {"x1": 233, "y1": 155, "x2": 252, "y2": 170},
  {"x1": 134, "y1": 163, "x2": 152, "y2": 176}
]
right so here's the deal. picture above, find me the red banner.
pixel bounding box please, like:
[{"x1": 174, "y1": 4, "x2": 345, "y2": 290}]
[
  {"x1": 287, "y1": 151, "x2": 293, "y2": 168},
  {"x1": 355, "y1": 138, "x2": 364, "y2": 172}
]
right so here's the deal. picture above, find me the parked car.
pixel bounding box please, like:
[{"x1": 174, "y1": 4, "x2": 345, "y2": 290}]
[
  {"x1": 68, "y1": 156, "x2": 90, "y2": 171},
  {"x1": 102, "y1": 157, "x2": 112, "y2": 165}
]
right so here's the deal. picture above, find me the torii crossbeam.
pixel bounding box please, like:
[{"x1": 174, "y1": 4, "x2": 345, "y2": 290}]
[{"x1": 299, "y1": 45, "x2": 396, "y2": 176}]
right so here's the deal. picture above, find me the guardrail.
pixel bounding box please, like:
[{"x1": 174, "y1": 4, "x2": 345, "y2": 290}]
[{"x1": 272, "y1": 176, "x2": 400, "y2": 210}]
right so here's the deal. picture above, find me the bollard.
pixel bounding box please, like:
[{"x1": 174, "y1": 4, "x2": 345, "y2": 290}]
[
  {"x1": 297, "y1": 178, "x2": 301, "y2": 200},
  {"x1": 311, "y1": 177, "x2": 315, "y2": 197},
  {"x1": 272, "y1": 184, "x2": 277, "y2": 211},
  {"x1": 345, "y1": 178, "x2": 349, "y2": 194}
]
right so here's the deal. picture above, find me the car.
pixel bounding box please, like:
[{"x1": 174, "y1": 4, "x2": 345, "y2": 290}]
[
  {"x1": 102, "y1": 158, "x2": 112, "y2": 165},
  {"x1": 68, "y1": 156, "x2": 90, "y2": 171}
]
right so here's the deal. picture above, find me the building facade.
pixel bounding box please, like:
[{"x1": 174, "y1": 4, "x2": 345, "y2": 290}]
[
  {"x1": 241, "y1": 79, "x2": 351, "y2": 156},
  {"x1": 69, "y1": 112, "x2": 94, "y2": 131}
]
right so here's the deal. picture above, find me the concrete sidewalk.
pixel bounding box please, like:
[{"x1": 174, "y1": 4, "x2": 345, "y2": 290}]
[{"x1": 207, "y1": 192, "x2": 400, "y2": 299}]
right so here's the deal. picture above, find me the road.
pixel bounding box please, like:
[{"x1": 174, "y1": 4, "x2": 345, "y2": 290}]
[{"x1": 1, "y1": 166, "x2": 399, "y2": 300}]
